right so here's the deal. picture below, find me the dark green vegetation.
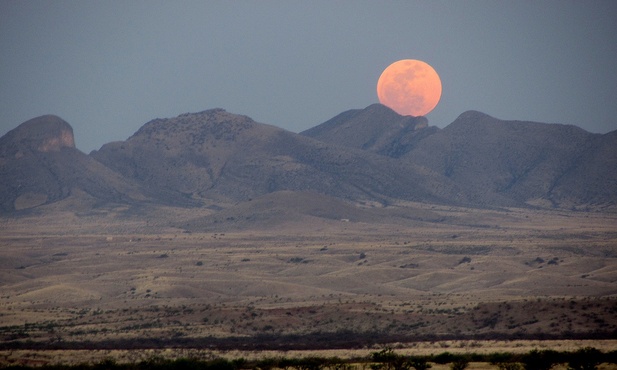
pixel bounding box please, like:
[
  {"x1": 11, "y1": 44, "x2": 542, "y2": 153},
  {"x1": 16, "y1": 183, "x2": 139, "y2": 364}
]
[
  {"x1": 1, "y1": 347, "x2": 616, "y2": 370},
  {"x1": 1, "y1": 321, "x2": 617, "y2": 352}
]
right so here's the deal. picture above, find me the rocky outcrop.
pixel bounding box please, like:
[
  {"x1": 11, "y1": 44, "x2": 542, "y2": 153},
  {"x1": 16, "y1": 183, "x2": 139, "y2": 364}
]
[
  {"x1": 1, "y1": 107, "x2": 615, "y2": 213},
  {"x1": 301, "y1": 103, "x2": 435, "y2": 158},
  {"x1": 0, "y1": 115, "x2": 75, "y2": 157}
]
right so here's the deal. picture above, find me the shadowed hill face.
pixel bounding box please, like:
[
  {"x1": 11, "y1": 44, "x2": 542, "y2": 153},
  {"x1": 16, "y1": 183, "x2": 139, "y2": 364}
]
[
  {"x1": 404, "y1": 111, "x2": 603, "y2": 207},
  {"x1": 91, "y1": 108, "x2": 460, "y2": 205},
  {"x1": 1, "y1": 107, "x2": 615, "y2": 214},
  {"x1": 90, "y1": 109, "x2": 286, "y2": 201},
  {"x1": 0, "y1": 115, "x2": 78, "y2": 211},
  {"x1": 301, "y1": 103, "x2": 435, "y2": 157},
  {"x1": 0, "y1": 116, "x2": 169, "y2": 212},
  {"x1": 301, "y1": 107, "x2": 616, "y2": 209},
  {"x1": 0, "y1": 115, "x2": 75, "y2": 156},
  {"x1": 549, "y1": 129, "x2": 617, "y2": 207}
]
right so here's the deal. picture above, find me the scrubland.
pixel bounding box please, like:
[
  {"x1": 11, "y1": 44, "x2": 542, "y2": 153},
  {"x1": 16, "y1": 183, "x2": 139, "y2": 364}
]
[{"x1": 1, "y1": 202, "x2": 616, "y2": 366}]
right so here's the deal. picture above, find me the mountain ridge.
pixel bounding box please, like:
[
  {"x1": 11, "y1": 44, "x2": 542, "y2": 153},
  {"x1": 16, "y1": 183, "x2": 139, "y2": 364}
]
[
  {"x1": 90, "y1": 108, "x2": 460, "y2": 206},
  {"x1": 404, "y1": 110, "x2": 613, "y2": 208},
  {"x1": 301, "y1": 103, "x2": 436, "y2": 158},
  {"x1": 1, "y1": 106, "x2": 615, "y2": 217}
]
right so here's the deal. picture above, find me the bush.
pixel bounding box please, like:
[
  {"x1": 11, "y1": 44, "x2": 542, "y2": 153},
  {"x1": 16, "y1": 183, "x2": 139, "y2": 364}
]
[
  {"x1": 255, "y1": 357, "x2": 278, "y2": 370},
  {"x1": 293, "y1": 356, "x2": 327, "y2": 370},
  {"x1": 409, "y1": 357, "x2": 432, "y2": 370},
  {"x1": 567, "y1": 347, "x2": 602, "y2": 370},
  {"x1": 496, "y1": 363, "x2": 523, "y2": 370},
  {"x1": 450, "y1": 358, "x2": 469, "y2": 370},
  {"x1": 522, "y1": 349, "x2": 559, "y2": 370},
  {"x1": 433, "y1": 352, "x2": 458, "y2": 364},
  {"x1": 487, "y1": 353, "x2": 517, "y2": 364},
  {"x1": 370, "y1": 348, "x2": 431, "y2": 370}
]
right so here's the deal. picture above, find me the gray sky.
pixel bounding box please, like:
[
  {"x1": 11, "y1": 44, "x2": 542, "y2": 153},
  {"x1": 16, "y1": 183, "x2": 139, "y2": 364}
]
[{"x1": 1, "y1": 1, "x2": 616, "y2": 153}]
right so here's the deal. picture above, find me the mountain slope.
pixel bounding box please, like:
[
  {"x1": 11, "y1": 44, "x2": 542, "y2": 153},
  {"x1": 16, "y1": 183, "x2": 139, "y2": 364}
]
[
  {"x1": 301, "y1": 103, "x2": 437, "y2": 157},
  {"x1": 2, "y1": 108, "x2": 615, "y2": 215},
  {"x1": 303, "y1": 106, "x2": 616, "y2": 209},
  {"x1": 548, "y1": 129, "x2": 617, "y2": 208},
  {"x1": 404, "y1": 111, "x2": 606, "y2": 207},
  {"x1": 0, "y1": 115, "x2": 172, "y2": 212},
  {"x1": 90, "y1": 109, "x2": 463, "y2": 206}
]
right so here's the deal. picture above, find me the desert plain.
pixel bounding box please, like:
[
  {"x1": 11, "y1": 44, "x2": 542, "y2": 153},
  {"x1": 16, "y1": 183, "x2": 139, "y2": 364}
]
[{"x1": 1, "y1": 199, "x2": 616, "y2": 366}]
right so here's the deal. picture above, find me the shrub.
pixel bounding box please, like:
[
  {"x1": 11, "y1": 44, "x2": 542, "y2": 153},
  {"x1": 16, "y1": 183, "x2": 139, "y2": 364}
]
[
  {"x1": 487, "y1": 353, "x2": 516, "y2": 364},
  {"x1": 433, "y1": 352, "x2": 458, "y2": 364},
  {"x1": 522, "y1": 349, "x2": 559, "y2": 370},
  {"x1": 255, "y1": 357, "x2": 278, "y2": 370},
  {"x1": 496, "y1": 363, "x2": 523, "y2": 370},
  {"x1": 450, "y1": 358, "x2": 469, "y2": 370},
  {"x1": 567, "y1": 347, "x2": 602, "y2": 370},
  {"x1": 409, "y1": 357, "x2": 432, "y2": 370},
  {"x1": 370, "y1": 348, "x2": 431, "y2": 370}
]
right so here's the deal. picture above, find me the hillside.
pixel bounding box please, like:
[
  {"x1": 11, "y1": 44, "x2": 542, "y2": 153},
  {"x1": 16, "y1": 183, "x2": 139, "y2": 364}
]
[
  {"x1": 302, "y1": 105, "x2": 617, "y2": 210},
  {"x1": 301, "y1": 103, "x2": 437, "y2": 157},
  {"x1": 90, "y1": 108, "x2": 460, "y2": 207},
  {"x1": 1, "y1": 106, "x2": 615, "y2": 216},
  {"x1": 1, "y1": 109, "x2": 616, "y2": 354},
  {"x1": 0, "y1": 115, "x2": 160, "y2": 212},
  {"x1": 404, "y1": 111, "x2": 616, "y2": 208}
]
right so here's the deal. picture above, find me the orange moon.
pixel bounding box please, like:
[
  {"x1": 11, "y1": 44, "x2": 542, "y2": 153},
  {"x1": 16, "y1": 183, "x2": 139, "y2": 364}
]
[{"x1": 376, "y1": 59, "x2": 442, "y2": 116}]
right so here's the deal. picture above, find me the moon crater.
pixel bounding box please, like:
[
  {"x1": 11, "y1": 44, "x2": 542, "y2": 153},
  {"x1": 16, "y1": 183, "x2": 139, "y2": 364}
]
[{"x1": 377, "y1": 59, "x2": 442, "y2": 117}]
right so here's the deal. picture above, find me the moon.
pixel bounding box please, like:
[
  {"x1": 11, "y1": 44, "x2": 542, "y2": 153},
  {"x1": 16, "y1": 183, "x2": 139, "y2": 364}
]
[{"x1": 377, "y1": 59, "x2": 442, "y2": 117}]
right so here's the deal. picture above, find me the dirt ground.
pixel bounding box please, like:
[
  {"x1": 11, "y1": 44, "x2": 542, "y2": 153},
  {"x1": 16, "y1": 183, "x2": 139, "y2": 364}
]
[{"x1": 1, "y1": 203, "x2": 616, "y2": 365}]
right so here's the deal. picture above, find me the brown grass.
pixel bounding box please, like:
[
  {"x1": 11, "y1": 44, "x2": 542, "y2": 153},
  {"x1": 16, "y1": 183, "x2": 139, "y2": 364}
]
[
  {"x1": 3, "y1": 340, "x2": 617, "y2": 367},
  {"x1": 1, "y1": 202, "x2": 616, "y2": 365}
]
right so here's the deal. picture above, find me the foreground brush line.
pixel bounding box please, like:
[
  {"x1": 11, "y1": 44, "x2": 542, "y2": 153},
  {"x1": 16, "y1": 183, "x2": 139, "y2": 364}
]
[
  {"x1": 2, "y1": 329, "x2": 617, "y2": 352},
  {"x1": 2, "y1": 295, "x2": 616, "y2": 351},
  {"x1": 2, "y1": 347, "x2": 617, "y2": 370}
]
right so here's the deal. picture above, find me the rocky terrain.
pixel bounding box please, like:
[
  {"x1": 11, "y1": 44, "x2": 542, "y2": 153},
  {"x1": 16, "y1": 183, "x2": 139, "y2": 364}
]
[
  {"x1": 1, "y1": 105, "x2": 615, "y2": 218},
  {"x1": 1, "y1": 106, "x2": 616, "y2": 357}
]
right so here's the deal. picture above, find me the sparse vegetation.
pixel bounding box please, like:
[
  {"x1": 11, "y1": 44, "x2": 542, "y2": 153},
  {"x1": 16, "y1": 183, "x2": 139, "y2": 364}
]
[
  {"x1": 1, "y1": 348, "x2": 616, "y2": 369},
  {"x1": 1, "y1": 202, "x2": 617, "y2": 367},
  {"x1": 567, "y1": 347, "x2": 602, "y2": 370},
  {"x1": 449, "y1": 358, "x2": 469, "y2": 370}
]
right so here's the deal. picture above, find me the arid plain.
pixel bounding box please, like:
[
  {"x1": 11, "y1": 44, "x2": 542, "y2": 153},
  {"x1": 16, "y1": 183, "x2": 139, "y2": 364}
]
[
  {"x1": 2, "y1": 107, "x2": 617, "y2": 366},
  {"x1": 1, "y1": 198, "x2": 616, "y2": 365}
]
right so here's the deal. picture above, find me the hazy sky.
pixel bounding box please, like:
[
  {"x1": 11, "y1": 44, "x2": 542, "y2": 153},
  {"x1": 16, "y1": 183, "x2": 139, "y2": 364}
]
[{"x1": 1, "y1": 1, "x2": 616, "y2": 152}]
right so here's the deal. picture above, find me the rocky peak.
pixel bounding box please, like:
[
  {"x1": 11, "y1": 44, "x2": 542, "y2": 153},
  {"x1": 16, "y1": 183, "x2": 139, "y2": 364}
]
[
  {"x1": 0, "y1": 115, "x2": 75, "y2": 157},
  {"x1": 453, "y1": 110, "x2": 493, "y2": 123},
  {"x1": 130, "y1": 108, "x2": 255, "y2": 143}
]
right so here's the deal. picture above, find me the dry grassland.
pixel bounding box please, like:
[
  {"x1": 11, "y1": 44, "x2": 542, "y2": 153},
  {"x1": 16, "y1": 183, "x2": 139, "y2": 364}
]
[
  {"x1": 2, "y1": 340, "x2": 617, "y2": 367},
  {"x1": 1, "y1": 202, "x2": 616, "y2": 365}
]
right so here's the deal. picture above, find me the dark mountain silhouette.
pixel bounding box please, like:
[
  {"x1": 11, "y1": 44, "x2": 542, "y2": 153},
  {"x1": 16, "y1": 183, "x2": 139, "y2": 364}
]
[
  {"x1": 303, "y1": 105, "x2": 616, "y2": 209},
  {"x1": 0, "y1": 115, "x2": 75, "y2": 154},
  {"x1": 301, "y1": 103, "x2": 437, "y2": 157},
  {"x1": 547, "y1": 129, "x2": 617, "y2": 208},
  {"x1": 90, "y1": 109, "x2": 460, "y2": 206},
  {"x1": 0, "y1": 115, "x2": 182, "y2": 212},
  {"x1": 404, "y1": 111, "x2": 616, "y2": 208},
  {"x1": 1, "y1": 106, "x2": 615, "y2": 217}
]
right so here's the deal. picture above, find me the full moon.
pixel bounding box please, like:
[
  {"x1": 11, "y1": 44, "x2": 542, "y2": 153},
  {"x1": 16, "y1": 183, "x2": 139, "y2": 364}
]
[{"x1": 376, "y1": 59, "x2": 442, "y2": 116}]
